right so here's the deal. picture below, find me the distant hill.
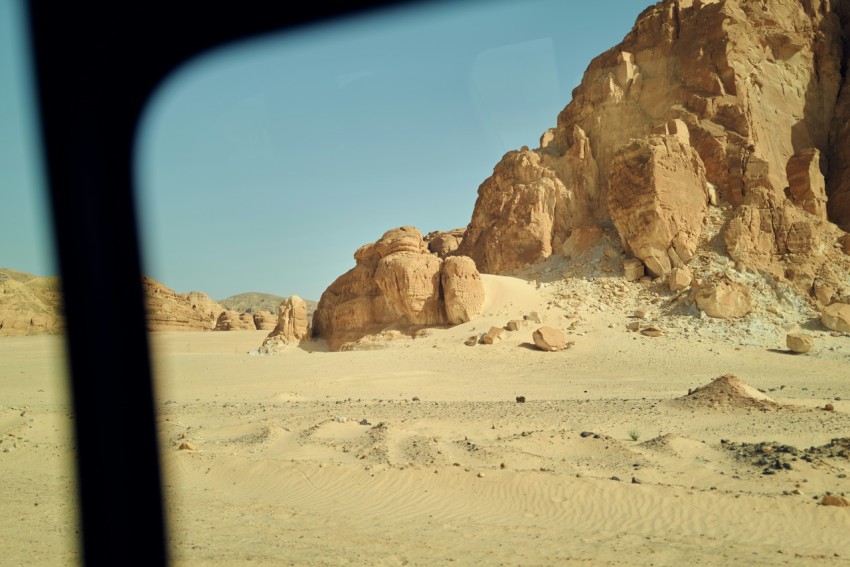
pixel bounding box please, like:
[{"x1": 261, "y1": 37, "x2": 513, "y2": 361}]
[
  {"x1": 0, "y1": 268, "x2": 321, "y2": 335},
  {"x1": 0, "y1": 268, "x2": 64, "y2": 336},
  {"x1": 219, "y1": 292, "x2": 317, "y2": 318}
]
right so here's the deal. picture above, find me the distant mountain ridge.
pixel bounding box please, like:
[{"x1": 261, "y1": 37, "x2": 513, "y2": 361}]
[
  {"x1": 219, "y1": 292, "x2": 317, "y2": 318},
  {"x1": 0, "y1": 269, "x2": 314, "y2": 335}
]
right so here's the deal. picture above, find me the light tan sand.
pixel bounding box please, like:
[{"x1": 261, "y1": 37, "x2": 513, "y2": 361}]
[{"x1": 2, "y1": 274, "x2": 850, "y2": 566}]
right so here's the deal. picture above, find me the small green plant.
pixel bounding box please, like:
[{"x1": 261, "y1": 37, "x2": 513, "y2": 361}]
[{"x1": 628, "y1": 429, "x2": 641, "y2": 442}]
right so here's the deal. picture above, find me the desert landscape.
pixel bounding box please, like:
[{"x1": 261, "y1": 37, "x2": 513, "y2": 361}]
[
  {"x1": 2, "y1": 271, "x2": 850, "y2": 565},
  {"x1": 3, "y1": 0, "x2": 850, "y2": 564}
]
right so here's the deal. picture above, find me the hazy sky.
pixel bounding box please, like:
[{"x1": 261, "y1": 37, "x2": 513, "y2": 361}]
[{"x1": 3, "y1": 0, "x2": 647, "y2": 301}]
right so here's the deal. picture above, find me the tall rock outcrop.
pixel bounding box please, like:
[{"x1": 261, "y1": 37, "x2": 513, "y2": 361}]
[
  {"x1": 260, "y1": 295, "x2": 311, "y2": 352},
  {"x1": 441, "y1": 256, "x2": 486, "y2": 325},
  {"x1": 312, "y1": 227, "x2": 484, "y2": 350},
  {"x1": 457, "y1": 149, "x2": 574, "y2": 274},
  {"x1": 454, "y1": 0, "x2": 850, "y2": 299}
]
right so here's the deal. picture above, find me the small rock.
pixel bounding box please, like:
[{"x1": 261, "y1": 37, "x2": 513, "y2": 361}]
[
  {"x1": 623, "y1": 259, "x2": 644, "y2": 282},
  {"x1": 506, "y1": 320, "x2": 526, "y2": 332},
  {"x1": 786, "y1": 333, "x2": 815, "y2": 354},
  {"x1": 626, "y1": 321, "x2": 640, "y2": 332},
  {"x1": 480, "y1": 327, "x2": 504, "y2": 345},
  {"x1": 178, "y1": 442, "x2": 196, "y2": 451},
  {"x1": 532, "y1": 326, "x2": 569, "y2": 351},
  {"x1": 822, "y1": 495, "x2": 850, "y2": 507},
  {"x1": 464, "y1": 336, "x2": 478, "y2": 346},
  {"x1": 516, "y1": 396, "x2": 526, "y2": 403},
  {"x1": 668, "y1": 266, "x2": 693, "y2": 292},
  {"x1": 633, "y1": 309, "x2": 648, "y2": 319},
  {"x1": 477, "y1": 472, "x2": 485, "y2": 478},
  {"x1": 524, "y1": 311, "x2": 542, "y2": 324},
  {"x1": 641, "y1": 326, "x2": 664, "y2": 337},
  {"x1": 824, "y1": 404, "x2": 835, "y2": 411},
  {"x1": 610, "y1": 476, "x2": 621, "y2": 482},
  {"x1": 631, "y1": 477, "x2": 643, "y2": 484},
  {"x1": 580, "y1": 431, "x2": 594, "y2": 438},
  {"x1": 694, "y1": 279, "x2": 752, "y2": 318}
]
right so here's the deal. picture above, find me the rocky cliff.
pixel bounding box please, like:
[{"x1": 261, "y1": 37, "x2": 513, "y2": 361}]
[
  {"x1": 308, "y1": 0, "x2": 850, "y2": 351},
  {"x1": 143, "y1": 276, "x2": 225, "y2": 331},
  {"x1": 456, "y1": 0, "x2": 850, "y2": 301}
]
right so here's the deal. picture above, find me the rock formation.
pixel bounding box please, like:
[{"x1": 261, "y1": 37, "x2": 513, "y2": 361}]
[
  {"x1": 441, "y1": 256, "x2": 485, "y2": 325},
  {"x1": 252, "y1": 310, "x2": 277, "y2": 331},
  {"x1": 425, "y1": 229, "x2": 465, "y2": 258},
  {"x1": 451, "y1": 0, "x2": 849, "y2": 301},
  {"x1": 0, "y1": 269, "x2": 303, "y2": 334},
  {"x1": 307, "y1": 0, "x2": 850, "y2": 350},
  {"x1": 311, "y1": 227, "x2": 485, "y2": 350},
  {"x1": 143, "y1": 276, "x2": 225, "y2": 331},
  {"x1": 607, "y1": 123, "x2": 708, "y2": 277},
  {"x1": 260, "y1": 295, "x2": 311, "y2": 352},
  {"x1": 214, "y1": 310, "x2": 256, "y2": 331}
]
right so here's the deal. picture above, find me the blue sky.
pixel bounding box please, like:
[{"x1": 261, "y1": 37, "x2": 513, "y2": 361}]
[{"x1": 3, "y1": 0, "x2": 647, "y2": 301}]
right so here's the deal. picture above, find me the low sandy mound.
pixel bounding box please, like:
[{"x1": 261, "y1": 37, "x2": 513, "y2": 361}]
[{"x1": 674, "y1": 374, "x2": 778, "y2": 410}]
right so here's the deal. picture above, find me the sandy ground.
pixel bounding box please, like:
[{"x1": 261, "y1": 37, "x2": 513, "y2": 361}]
[{"x1": 2, "y1": 273, "x2": 850, "y2": 566}]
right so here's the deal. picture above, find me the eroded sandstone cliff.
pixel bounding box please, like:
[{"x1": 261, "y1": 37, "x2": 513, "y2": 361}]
[
  {"x1": 457, "y1": 0, "x2": 850, "y2": 298},
  {"x1": 143, "y1": 276, "x2": 225, "y2": 331},
  {"x1": 304, "y1": 0, "x2": 850, "y2": 351}
]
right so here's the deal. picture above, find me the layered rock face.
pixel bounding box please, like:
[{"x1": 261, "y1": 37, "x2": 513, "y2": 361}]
[
  {"x1": 312, "y1": 227, "x2": 485, "y2": 350},
  {"x1": 455, "y1": 0, "x2": 850, "y2": 299},
  {"x1": 143, "y1": 276, "x2": 225, "y2": 331},
  {"x1": 252, "y1": 310, "x2": 277, "y2": 331},
  {"x1": 607, "y1": 122, "x2": 708, "y2": 277}
]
